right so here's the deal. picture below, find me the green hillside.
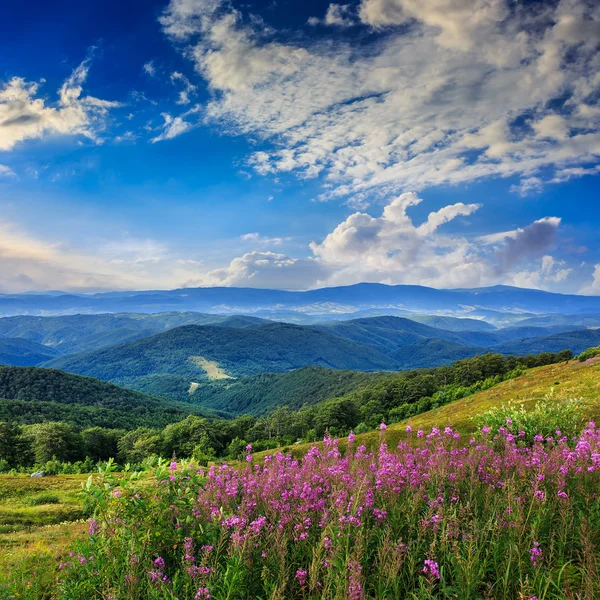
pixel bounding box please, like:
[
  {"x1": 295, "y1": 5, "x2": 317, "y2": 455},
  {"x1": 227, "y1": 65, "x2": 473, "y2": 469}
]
[
  {"x1": 405, "y1": 314, "x2": 497, "y2": 332},
  {"x1": 254, "y1": 358, "x2": 600, "y2": 460},
  {"x1": 0, "y1": 366, "x2": 207, "y2": 429},
  {"x1": 43, "y1": 323, "x2": 399, "y2": 384},
  {"x1": 183, "y1": 366, "x2": 383, "y2": 415},
  {"x1": 0, "y1": 312, "x2": 267, "y2": 355},
  {"x1": 388, "y1": 338, "x2": 485, "y2": 368},
  {"x1": 494, "y1": 328, "x2": 600, "y2": 356},
  {"x1": 0, "y1": 338, "x2": 59, "y2": 366}
]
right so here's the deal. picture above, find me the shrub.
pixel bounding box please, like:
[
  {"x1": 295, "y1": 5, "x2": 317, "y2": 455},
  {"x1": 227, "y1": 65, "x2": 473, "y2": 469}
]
[
  {"x1": 474, "y1": 395, "x2": 584, "y2": 442},
  {"x1": 578, "y1": 345, "x2": 600, "y2": 362}
]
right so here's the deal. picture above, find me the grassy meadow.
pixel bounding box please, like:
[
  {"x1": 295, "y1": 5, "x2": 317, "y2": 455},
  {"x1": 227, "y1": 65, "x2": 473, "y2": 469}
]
[
  {"x1": 0, "y1": 474, "x2": 89, "y2": 599},
  {"x1": 0, "y1": 359, "x2": 599, "y2": 598}
]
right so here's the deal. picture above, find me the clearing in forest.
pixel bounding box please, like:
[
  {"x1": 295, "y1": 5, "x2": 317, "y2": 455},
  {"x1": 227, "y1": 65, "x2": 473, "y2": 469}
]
[{"x1": 188, "y1": 355, "x2": 232, "y2": 380}]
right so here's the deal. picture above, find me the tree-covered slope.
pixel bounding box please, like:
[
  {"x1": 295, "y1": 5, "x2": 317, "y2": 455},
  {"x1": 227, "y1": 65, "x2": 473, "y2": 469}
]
[
  {"x1": 388, "y1": 338, "x2": 486, "y2": 369},
  {"x1": 44, "y1": 322, "x2": 400, "y2": 383},
  {"x1": 0, "y1": 366, "x2": 207, "y2": 429},
  {"x1": 0, "y1": 312, "x2": 267, "y2": 355},
  {"x1": 316, "y1": 316, "x2": 502, "y2": 350},
  {"x1": 184, "y1": 367, "x2": 384, "y2": 415},
  {"x1": 0, "y1": 338, "x2": 60, "y2": 366},
  {"x1": 494, "y1": 329, "x2": 600, "y2": 356}
]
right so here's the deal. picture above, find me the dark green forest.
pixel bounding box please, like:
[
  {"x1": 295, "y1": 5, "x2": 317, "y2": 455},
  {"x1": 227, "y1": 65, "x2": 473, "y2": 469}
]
[{"x1": 0, "y1": 350, "x2": 572, "y2": 472}]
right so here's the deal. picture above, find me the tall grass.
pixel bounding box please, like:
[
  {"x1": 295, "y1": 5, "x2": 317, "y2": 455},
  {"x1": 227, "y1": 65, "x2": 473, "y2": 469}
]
[{"x1": 55, "y1": 420, "x2": 600, "y2": 599}]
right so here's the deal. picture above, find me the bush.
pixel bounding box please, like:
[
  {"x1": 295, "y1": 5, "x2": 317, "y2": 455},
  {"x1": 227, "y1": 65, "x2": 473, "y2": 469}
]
[
  {"x1": 578, "y1": 346, "x2": 600, "y2": 362},
  {"x1": 474, "y1": 395, "x2": 584, "y2": 443}
]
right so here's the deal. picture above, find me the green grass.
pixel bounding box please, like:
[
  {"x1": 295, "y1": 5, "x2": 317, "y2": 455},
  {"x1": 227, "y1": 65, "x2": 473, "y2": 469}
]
[{"x1": 0, "y1": 474, "x2": 92, "y2": 599}]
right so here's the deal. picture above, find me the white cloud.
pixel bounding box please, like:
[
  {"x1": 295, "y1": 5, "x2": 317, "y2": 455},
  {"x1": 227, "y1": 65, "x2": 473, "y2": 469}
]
[
  {"x1": 325, "y1": 4, "x2": 355, "y2": 27},
  {"x1": 509, "y1": 176, "x2": 543, "y2": 197},
  {"x1": 143, "y1": 61, "x2": 157, "y2": 76},
  {"x1": 510, "y1": 255, "x2": 572, "y2": 290},
  {"x1": 157, "y1": 0, "x2": 600, "y2": 205},
  {"x1": 359, "y1": 0, "x2": 509, "y2": 52},
  {"x1": 151, "y1": 107, "x2": 199, "y2": 142},
  {"x1": 0, "y1": 164, "x2": 16, "y2": 178},
  {"x1": 171, "y1": 71, "x2": 198, "y2": 105},
  {"x1": 0, "y1": 220, "x2": 207, "y2": 293},
  {"x1": 240, "y1": 232, "x2": 289, "y2": 245},
  {"x1": 208, "y1": 251, "x2": 329, "y2": 289},
  {"x1": 582, "y1": 264, "x2": 600, "y2": 295},
  {"x1": 0, "y1": 59, "x2": 120, "y2": 151},
  {"x1": 210, "y1": 193, "x2": 568, "y2": 291}
]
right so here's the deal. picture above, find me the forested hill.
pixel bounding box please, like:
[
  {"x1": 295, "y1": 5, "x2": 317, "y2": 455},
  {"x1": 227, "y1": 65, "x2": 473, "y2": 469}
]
[
  {"x1": 0, "y1": 366, "x2": 208, "y2": 429},
  {"x1": 181, "y1": 367, "x2": 384, "y2": 416},
  {"x1": 0, "y1": 312, "x2": 267, "y2": 355},
  {"x1": 43, "y1": 322, "x2": 400, "y2": 382},
  {"x1": 0, "y1": 338, "x2": 60, "y2": 366}
]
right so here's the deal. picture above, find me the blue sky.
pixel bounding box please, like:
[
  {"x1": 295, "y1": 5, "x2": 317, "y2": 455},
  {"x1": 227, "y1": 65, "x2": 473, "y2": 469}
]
[{"x1": 0, "y1": 0, "x2": 599, "y2": 293}]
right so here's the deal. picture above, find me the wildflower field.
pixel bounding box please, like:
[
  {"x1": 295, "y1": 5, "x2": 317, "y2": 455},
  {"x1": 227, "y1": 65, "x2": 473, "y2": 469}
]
[{"x1": 57, "y1": 424, "x2": 600, "y2": 600}]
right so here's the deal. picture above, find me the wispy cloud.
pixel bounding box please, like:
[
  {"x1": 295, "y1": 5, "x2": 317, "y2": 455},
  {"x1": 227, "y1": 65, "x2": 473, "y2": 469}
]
[
  {"x1": 158, "y1": 0, "x2": 600, "y2": 205},
  {"x1": 0, "y1": 164, "x2": 16, "y2": 178},
  {"x1": 0, "y1": 57, "x2": 120, "y2": 151},
  {"x1": 240, "y1": 232, "x2": 290, "y2": 245}
]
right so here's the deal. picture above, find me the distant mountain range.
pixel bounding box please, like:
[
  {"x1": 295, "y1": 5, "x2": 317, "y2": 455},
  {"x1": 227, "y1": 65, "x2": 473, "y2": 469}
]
[
  {"x1": 2, "y1": 283, "x2": 600, "y2": 320},
  {"x1": 1, "y1": 285, "x2": 600, "y2": 417}
]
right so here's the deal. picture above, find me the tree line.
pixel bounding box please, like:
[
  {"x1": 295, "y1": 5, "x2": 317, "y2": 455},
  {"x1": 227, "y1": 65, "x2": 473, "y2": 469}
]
[{"x1": 0, "y1": 350, "x2": 572, "y2": 473}]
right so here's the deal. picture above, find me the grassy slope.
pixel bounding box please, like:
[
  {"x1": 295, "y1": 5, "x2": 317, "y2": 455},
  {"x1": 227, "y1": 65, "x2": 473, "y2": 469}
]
[
  {"x1": 259, "y1": 359, "x2": 600, "y2": 459},
  {"x1": 0, "y1": 474, "x2": 90, "y2": 595}
]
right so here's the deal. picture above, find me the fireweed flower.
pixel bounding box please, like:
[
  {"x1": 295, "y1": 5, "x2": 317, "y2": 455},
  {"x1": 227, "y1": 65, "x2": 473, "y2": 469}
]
[
  {"x1": 380, "y1": 422, "x2": 387, "y2": 431},
  {"x1": 295, "y1": 569, "x2": 308, "y2": 586},
  {"x1": 529, "y1": 542, "x2": 543, "y2": 567},
  {"x1": 423, "y1": 559, "x2": 440, "y2": 581},
  {"x1": 66, "y1": 423, "x2": 600, "y2": 598}
]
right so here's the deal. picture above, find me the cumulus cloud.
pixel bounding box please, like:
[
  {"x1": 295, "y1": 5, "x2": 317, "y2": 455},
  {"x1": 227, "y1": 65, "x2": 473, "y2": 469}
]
[
  {"x1": 583, "y1": 264, "x2": 600, "y2": 295},
  {"x1": 157, "y1": 0, "x2": 600, "y2": 204},
  {"x1": 0, "y1": 59, "x2": 120, "y2": 151},
  {"x1": 209, "y1": 193, "x2": 569, "y2": 290},
  {"x1": 510, "y1": 255, "x2": 572, "y2": 290},
  {"x1": 324, "y1": 4, "x2": 355, "y2": 26},
  {"x1": 208, "y1": 251, "x2": 330, "y2": 289},
  {"x1": 492, "y1": 217, "x2": 562, "y2": 276}
]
